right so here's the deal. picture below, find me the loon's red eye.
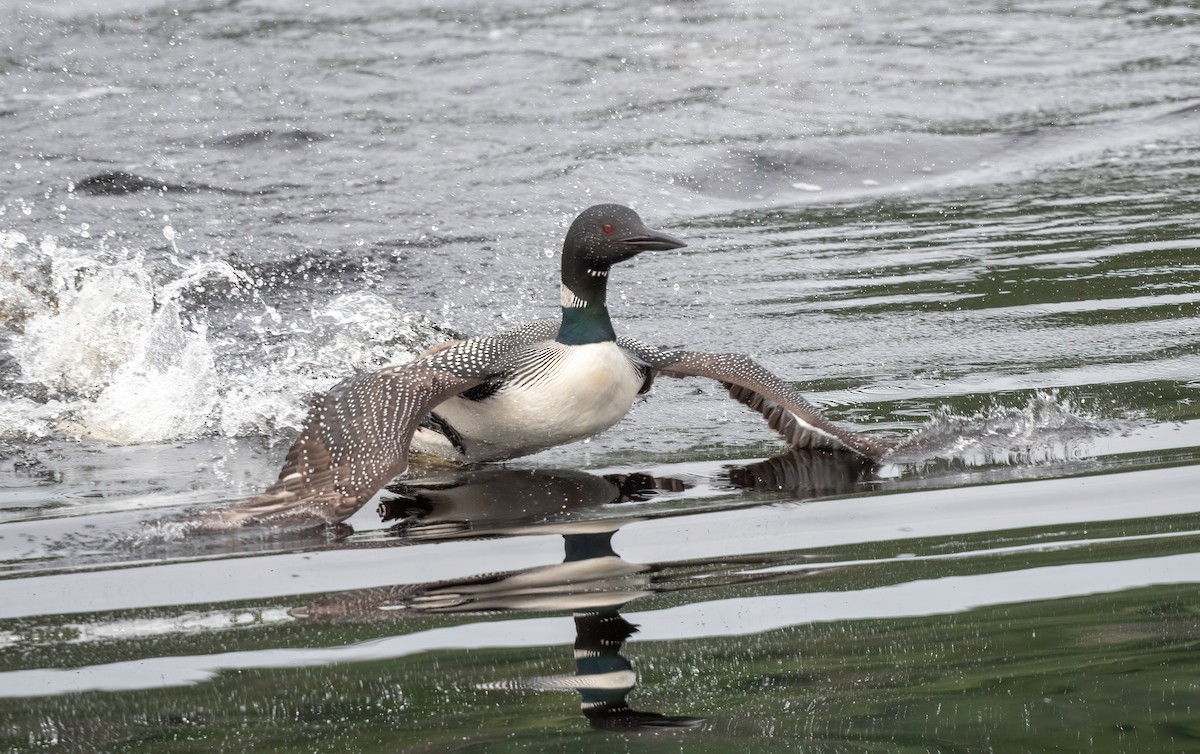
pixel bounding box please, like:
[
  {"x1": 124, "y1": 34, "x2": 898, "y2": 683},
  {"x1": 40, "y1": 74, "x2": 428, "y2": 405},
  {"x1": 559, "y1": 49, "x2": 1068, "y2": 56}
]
[{"x1": 601, "y1": 224, "x2": 614, "y2": 235}]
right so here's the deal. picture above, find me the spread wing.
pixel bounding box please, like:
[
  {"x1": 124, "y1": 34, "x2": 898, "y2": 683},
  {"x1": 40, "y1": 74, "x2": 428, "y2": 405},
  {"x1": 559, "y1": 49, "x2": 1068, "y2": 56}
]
[
  {"x1": 212, "y1": 364, "x2": 483, "y2": 527},
  {"x1": 619, "y1": 339, "x2": 893, "y2": 461},
  {"x1": 212, "y1": 320, "x2": 560, "y2": 528}
]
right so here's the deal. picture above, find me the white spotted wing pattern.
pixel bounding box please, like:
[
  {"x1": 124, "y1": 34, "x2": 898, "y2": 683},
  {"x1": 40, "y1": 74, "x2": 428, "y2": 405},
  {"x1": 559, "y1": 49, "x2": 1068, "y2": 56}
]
[
  {"x1": 619, "y1": 338, "x2": 895, "y2": 460},
  {"x1": 220, "y1": 333, "x2": 887, "y2": 527}
]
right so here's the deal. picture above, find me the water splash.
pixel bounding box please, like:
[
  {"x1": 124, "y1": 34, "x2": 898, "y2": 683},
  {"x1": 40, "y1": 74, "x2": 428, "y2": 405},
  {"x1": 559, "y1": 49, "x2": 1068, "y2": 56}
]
[
  {"x1": 1, "y1": 234, "x2": 233, "y2": 442},
  {"x1": 887, "y1": 391, "x2": 1118, "y2": 469},
  {"x1": 216, "y1": 290, "x2": 452, "y2": 438},
  {"x1": 3, "y1": 233, "x2": 156, "y2": 396},
  {"x1": 66, "y1": 300, "x2": 220, "y2": 443},
  {"x1": 0, "y1": 233, "x2": 448, "y2": 445}
]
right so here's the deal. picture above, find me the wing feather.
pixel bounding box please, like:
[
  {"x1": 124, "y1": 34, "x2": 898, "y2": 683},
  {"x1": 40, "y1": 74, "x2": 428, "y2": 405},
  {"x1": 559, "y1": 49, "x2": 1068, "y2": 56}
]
[
  {"x1": 214, "y1": 364, "x2": 482, "y2": 527},
  {"x1": 619, "y1": 340, "x2": 892, "y2": 460},
  {"x1": 215, "y1": 321, "x2": 561, "y2": 528}
]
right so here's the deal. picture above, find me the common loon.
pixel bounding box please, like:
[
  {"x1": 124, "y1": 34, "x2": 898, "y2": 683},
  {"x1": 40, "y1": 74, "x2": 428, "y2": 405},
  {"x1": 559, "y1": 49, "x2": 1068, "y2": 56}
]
[{"x1": 226, "y1": 204, "x2": 891, "y2": 525}]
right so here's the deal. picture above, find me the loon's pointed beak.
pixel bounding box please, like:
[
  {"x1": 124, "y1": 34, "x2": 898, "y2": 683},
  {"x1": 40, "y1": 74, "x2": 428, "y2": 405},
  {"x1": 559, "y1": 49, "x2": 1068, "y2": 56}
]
[{"x1": 621, "y1": 228, "x2": 687, "y2": 252}]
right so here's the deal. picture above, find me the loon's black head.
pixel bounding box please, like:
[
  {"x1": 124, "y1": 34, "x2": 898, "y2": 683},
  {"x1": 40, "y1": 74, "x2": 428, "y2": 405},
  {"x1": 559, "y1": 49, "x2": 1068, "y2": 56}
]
[
  {"x1": 562, "y1": 204, "x2": 686, "y2": 273},
  {"x1": 556, "y1": 204, "x2": 685, "y2": 345}
]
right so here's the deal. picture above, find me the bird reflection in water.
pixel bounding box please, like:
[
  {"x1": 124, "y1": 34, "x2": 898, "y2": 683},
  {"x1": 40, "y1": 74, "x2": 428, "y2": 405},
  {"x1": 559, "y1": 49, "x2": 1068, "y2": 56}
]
[{"x1": 290, "y1": 449, "x2": 878, "y2": 732}]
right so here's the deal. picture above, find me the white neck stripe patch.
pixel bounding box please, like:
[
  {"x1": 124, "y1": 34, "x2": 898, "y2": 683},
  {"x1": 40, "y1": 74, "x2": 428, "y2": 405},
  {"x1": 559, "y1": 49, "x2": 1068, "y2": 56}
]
[{"x1": 560, "y1": 282, "x2": 588, "y2": 308}]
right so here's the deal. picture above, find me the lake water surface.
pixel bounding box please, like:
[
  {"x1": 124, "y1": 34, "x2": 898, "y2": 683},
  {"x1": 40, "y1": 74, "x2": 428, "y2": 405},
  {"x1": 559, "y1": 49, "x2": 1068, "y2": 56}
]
[{"x1": 2, "y1": 0, "x2": 1200, "y2": 751}]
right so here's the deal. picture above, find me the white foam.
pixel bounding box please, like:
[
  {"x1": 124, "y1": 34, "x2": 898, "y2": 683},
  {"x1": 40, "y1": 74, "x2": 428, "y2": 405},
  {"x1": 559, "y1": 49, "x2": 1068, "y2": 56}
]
[
  {"x1": 70, "y1": 301, "x2": 220, "y2": 443},
  {"x1": 888, "y1": 390, "x2": 1116, "y2": 468},
  {"x1": 6, "y1": 235, "x2": 157, "y2": 396},
  {"x1": 216, "y1": 290, "x2": 442, "y2": 437},
  {"x1": 1, "y1": 235, "x2": 220, "y2": 442},
  {"x1": 1, "y1": 234, "x2": 446, "y2": 445}
]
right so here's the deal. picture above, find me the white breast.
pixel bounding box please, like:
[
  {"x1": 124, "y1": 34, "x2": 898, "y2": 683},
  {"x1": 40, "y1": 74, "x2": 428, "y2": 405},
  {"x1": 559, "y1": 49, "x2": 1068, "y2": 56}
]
[{"x1": 417, "y1": 341, "x2": 644, "y2": 462}]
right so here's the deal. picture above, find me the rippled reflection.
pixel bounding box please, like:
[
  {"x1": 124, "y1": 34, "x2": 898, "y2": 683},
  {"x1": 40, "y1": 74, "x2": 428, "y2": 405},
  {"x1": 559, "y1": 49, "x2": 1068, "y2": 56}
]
[{"x1": 288, "y1": 452, "x2": 872, "y2": 730}]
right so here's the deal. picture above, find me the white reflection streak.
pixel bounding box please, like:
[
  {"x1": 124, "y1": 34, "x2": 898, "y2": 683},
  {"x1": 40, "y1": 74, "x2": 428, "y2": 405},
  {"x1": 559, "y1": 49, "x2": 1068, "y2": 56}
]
[{"x1": 3, "y1": 551, "x2": 1200, "y2": 698}]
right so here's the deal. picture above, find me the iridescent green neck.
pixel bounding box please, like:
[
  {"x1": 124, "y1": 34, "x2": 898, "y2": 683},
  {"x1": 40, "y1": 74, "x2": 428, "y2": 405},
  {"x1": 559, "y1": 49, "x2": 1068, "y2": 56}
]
[
  {"x1": 556, "y1": 265, "x2": 615, "y2": 345},
  {"x1": 557, "y1": 303, "x2": 615, "y2": 345}
]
